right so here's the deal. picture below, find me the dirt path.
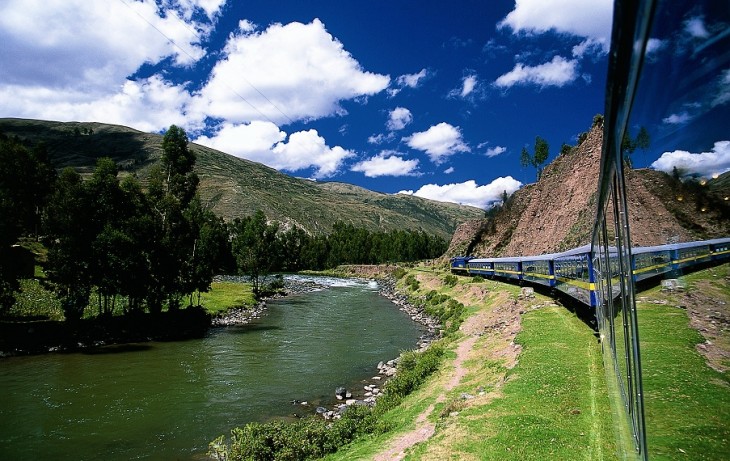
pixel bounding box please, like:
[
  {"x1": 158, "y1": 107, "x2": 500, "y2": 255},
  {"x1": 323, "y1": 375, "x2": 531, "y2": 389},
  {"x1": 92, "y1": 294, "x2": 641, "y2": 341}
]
[{"x1": 372, "y1": 286, "x2": 525, "y2": 460}]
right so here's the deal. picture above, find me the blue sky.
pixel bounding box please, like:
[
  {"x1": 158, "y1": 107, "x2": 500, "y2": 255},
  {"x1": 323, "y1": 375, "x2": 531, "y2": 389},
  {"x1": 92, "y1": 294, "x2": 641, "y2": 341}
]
[{"x1": 1, "y1": 1, "x2": 728, "y2": 209}]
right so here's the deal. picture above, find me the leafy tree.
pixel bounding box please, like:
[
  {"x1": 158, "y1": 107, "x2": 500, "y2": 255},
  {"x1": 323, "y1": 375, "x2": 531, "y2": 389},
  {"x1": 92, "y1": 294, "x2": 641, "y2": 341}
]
[
  {"x1": 232, "y1": 211, "x2": 279, "y2": 297},
  {"x1": 147, "y1": 125, "x2": 199, "y2": 311},
  {"x1": 621, "y1": 126, "x2": 650, "y2": 168},
  {"x1": 45, "y1": 168, "x2": 94, "y2": 321},
  {"x1": 520, "y1": 136, "x2": 550, "y2": 181}
]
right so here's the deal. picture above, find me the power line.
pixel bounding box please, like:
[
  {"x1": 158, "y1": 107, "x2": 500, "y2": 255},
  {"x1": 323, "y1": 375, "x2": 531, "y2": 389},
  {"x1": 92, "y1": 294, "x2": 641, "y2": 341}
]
[{"x1": 116, "y1": 0, "x2": 295, "y2": 126}]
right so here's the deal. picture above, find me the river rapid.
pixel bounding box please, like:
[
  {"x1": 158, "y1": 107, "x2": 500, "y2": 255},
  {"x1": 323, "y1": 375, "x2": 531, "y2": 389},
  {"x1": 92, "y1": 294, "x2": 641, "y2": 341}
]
[{"x1": 0, "y1": 276, "x2": 424, "y2": 461}]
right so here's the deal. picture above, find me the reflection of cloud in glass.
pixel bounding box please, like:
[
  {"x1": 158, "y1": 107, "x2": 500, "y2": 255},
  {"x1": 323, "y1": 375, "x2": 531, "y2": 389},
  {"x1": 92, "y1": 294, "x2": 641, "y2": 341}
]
[
  {"x1": 712, "y1": 69, "x2": 730, "y2": 107},
  {"x1": 651, "y1": 140, "x2": 730, "y2": 178},
  {"x1": 662, "y1": 112, "x2": 693, "y2": 125}
]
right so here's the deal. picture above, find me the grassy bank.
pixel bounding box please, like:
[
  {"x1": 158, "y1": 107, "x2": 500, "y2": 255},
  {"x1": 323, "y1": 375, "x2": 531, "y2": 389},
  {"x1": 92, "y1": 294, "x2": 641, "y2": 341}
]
[
  {"x1": 198, "y1": 281, "x2": 257, "y2": 315},
  {"x1": 317, "y1": 267, "x2": 617, "y2": 460},
  {"x1": 637, "y1": 263, "x2": 730, "y2": 460}
]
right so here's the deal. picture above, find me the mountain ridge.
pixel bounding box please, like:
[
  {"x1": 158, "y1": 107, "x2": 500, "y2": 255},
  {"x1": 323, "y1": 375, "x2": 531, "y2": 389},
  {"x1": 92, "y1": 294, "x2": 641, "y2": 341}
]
[{"x1": 0, "y1": 118, "x2": 484, "y2": 239}]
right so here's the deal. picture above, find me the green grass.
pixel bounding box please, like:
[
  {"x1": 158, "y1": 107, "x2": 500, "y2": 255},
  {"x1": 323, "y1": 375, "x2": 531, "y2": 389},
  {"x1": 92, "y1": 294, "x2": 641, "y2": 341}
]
[
  {"x1": 198, "y1": 281, "x2": 257, "y2": 315},
  {"x1": 407, "y1": 307, "x2": 617, "y2": 461},
  {"x1": 637, "y1": 265, "x2": 730, "y2": 460},
  {"x1": 7, "y1": 279, "x2": 64, "y2": 321}
]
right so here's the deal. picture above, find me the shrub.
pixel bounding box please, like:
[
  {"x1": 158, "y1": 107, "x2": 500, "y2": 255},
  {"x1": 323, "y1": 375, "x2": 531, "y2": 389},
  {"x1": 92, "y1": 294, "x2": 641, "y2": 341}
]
[
  {"x1": 443, "y1": 274, "x2": 458, "y2": 287},
  {"x1": 470, "y1": 275, "x2": 484, "y2": 283},
  {"x1": 392, "y1": 267, "x2": 407, "y2": 280},
  {"x1": 404, "y1": 274, "x2": 420, "y2": 291}
]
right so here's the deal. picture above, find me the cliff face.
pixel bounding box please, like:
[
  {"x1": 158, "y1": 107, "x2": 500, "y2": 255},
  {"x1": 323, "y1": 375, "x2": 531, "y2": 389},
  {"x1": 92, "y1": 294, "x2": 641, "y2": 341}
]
[{"x1": 447, "y1": 122, "x2": 730, "y2": 258}]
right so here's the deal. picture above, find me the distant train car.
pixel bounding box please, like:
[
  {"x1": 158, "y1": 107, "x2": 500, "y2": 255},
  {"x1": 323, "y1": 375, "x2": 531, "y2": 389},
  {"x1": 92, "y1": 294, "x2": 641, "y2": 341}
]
[
  {"x1": 465, "y1": 258, "x2": 493, "y2": 277},
  {"x1": 449, "y1": 256, "x2": 471, "y2": 275}
]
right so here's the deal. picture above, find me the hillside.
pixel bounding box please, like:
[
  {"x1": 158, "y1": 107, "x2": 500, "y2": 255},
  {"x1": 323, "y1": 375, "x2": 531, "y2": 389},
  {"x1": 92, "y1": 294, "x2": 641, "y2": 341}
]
[
  {"x1": 447, "y1": 121, "x2": 730, "y2": 257},
  {"x1": 0, "y1": 118, "x2": 484, "y2": 239}
]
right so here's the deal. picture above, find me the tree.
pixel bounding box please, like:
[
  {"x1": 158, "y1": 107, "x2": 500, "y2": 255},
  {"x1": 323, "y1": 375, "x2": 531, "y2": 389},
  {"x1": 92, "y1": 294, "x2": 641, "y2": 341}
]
[
  {"x1": 45, "y1": 168, "x2": 94, "y2": 321},
  {"x1": 231, "y1": 211, "x2": 279, "y2": 298},
  {"x1": 520, "y1": 136, "x2": 550, "y2": 181},
  {"x1": 147, "y1": 125, "x2": 200, "y2": 311},
  {"x1": 621, "y1": 126, "x2": 650, "y2": 168}
]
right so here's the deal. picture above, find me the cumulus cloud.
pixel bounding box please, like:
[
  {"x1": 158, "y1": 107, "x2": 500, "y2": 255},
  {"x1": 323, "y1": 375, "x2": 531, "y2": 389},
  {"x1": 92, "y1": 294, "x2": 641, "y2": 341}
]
[
  {"x1": 193, "y1": 19, "x2": 390, "y2": 125},
  {"x1": 386, "y1": 107, "x2": 413, "y2": 131},
  {"x1": 398, "y1": 177, "x2": 522, "y2": 209},
  {"x1": 351, "y1": 151, "x2": 419, "y2": 177},
  {"x1": 498, "y1": 0, "x2": 613, "y2": 49},
  {"x1": 0, "y1": 0, "x2": 222, "y2": 131},
  {"x1": 404, "y1": 123, "x2": 470, "y2": 163},
  {"x1": 196, "y1": 124, "x2": 353, "y2": 178},
  {"x1": 444, "y1": 167, "x2": 455, "y2": 174},
  {"x1": 494, "y1": 56, "x2": 578, "y2": 89},
  {"x1": 194, "y1": 120, "x2": 286, "y2": 156},
  {"x1": 650, "y1": 141, "x2": 730, "y2": 178},
  {"x1": 486, "y1": 146, "x2": 507, "y2": 157}
]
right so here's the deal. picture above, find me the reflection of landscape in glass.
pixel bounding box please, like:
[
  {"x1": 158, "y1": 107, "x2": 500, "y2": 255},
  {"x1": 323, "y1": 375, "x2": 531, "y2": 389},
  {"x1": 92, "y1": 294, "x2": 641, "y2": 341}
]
[
  {"x1": 629, "y1": 1, "x2": 729, "y2": 179},
  {"x1": 0, "y1": 281, "x2": 423, "y2": 461}
]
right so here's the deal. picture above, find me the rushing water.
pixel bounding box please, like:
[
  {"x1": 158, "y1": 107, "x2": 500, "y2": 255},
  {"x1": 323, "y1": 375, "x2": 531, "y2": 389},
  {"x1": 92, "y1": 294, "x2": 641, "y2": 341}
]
[{"x1": 0, "y1": 277, "x2": 424, "y2": 461}]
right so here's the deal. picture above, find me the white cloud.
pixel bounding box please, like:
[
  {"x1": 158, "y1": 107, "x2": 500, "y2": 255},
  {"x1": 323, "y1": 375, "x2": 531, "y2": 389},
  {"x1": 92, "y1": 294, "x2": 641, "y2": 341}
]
[
  {"x1": 386, "y1": 107, "x2": 413, "y2": 131},
  {"x1": 0, "y1": 0, "x2": 222, "y2": 131},
  {"x1": 388, "y1": 69, "x2": 429, "y2": 97},
  {"x1": 272, "y1": 129, "x2": 355, "y2": 178},
  {"x1": 572, "y1": 38, "x2": 605, "y2": 58},
  {"x1": 498, "y1": 0, "x2": 613, "y2": 49},
  {"x1": 194, "y1": 120, "x2": 286, "y2": 156},
  {"x1": 351, "y1": 151, "x2": 419, "y2": 177},
  {"x1": 444, "y1": 167, "x2": 455, "y2": 174},
  {"x1": 494, "y1": 56, "x2": 578, "y2": 89},
  {"x1": 0, "y1": 0, "x2": 211, "y2": 90},
  {"x1": 193, "y1": 19, "x2": 390, "y2": 126},
  {"x1": 650, "y1": 141, "x2": 730, "y2": 178},
  {"x1": 398, "y1": 177, "x2": 522, "y2": 209},
  {"x1": 662, "y1": 112, "x2": 693, "y2": 125},
  {"x1": 397, "y1": 69, "x2": 428, "y2": 88},
  {"x1": 486, "y1": 146, "x2": 507, "y2": 157},
  {"x1": 404, "y1": 123, "x2": 470, "y2": 163},
  {"x1": 449, "y1": 74, "x2": 479, "y2": 98},
  {"x1": 196, "y1": 124, "x2": 353, "y2": 178},
  {"x1": 0, "y1": 75, "x2": 195, "y2": 133},
  {"x1": 368, "y1": 132, "x2": 396, "y2": 145}
]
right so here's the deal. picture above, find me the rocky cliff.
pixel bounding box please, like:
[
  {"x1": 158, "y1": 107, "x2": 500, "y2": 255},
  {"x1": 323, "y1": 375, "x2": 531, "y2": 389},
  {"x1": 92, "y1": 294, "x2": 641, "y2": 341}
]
[{"x1": 446, "y1": 121, "x2": 730, "y2": 258}]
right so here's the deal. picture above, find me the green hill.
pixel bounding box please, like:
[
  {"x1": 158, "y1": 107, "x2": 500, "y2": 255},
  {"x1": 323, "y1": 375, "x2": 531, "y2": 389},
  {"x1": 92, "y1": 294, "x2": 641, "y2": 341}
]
[{"x1": 0, "y1": 118, "x2": 483, "y2": 239}]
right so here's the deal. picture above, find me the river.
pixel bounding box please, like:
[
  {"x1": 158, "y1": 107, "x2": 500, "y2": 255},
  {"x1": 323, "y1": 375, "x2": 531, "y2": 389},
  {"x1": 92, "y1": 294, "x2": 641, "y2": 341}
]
[{"x1": 0, "y1": 277, "x2": 424, "y2": 460}]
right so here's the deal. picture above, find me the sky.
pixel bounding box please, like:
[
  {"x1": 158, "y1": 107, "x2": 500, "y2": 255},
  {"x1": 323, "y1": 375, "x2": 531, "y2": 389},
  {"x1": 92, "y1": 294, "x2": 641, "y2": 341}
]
[{"x1": 1, "y1": 0, "x2": 728, "y2": 209}]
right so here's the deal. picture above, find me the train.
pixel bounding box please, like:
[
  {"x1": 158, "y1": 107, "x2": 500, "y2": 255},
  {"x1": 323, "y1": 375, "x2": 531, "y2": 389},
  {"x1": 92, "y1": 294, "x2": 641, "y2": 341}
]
[{"x1": 450, "y1": 237, "x2": 730, "y2": 308}]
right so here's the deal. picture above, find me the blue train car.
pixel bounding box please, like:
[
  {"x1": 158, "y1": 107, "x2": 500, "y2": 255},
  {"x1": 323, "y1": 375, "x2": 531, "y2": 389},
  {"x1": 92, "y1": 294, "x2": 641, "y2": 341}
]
[
  {"x1": 466, "y1": 258, "x2": 494, "y2": 277},
  {"x1": 490, "y1": 257, "x2": 522, "y2": 281},
  {"x1": 553, "y1": 245, "x2": 595, "y2": 306},
  {"x1": 521, "y1": 253, "x2": 557, "y2": 288},
  {"x1": 631, "y1": 245, "x2": 673, "y2": 282},
  {"x1": 450, "y1": 256, "x2": 471, "y2": 275},
  {"x1": 710, "y1": 238, "x2": 730, "y2": 262}
]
